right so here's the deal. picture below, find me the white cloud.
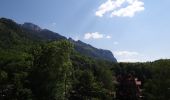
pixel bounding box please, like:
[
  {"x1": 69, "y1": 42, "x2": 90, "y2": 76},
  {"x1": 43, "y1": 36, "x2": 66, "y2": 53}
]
[
  {"x1": 113, "y1": 50, "x2": 142, "y2": 62},
  {"x1": 113, "y1": 50, "x2": 162, "y2": 62},
  {"x1": 84, "y1": 32, "x2": 104, "y2": 39},
  {"x1": 84, "y1": 32, "x2": 111, "y2": 40},
  {"x1": 95, "y1": 0, "x2": 125, "y2": 17},
  {"x1": 95, "y1": 0, "x2": 144, "y2": 18},
  {"x1": 111, "y1": 0, "x2": 144, "y2": 17},
  {"x1": 114, "y1": 51, "x2": 139, "y2": 57},
  {"x1": 118, "y1": 59, "x2": 139, "y2": 62}
]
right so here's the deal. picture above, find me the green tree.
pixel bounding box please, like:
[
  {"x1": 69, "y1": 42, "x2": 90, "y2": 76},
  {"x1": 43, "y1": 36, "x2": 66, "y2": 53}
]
[
  {"x1": 144, "y1": 60, "x2": 170, "y2": 100},
  {"x1": 70, "y1": 70, "x2": 112, "y2": 100},
  {"x1": 30, "y1": 40, "x2": 73, "y2": 100},
  {"x1": 0, "y1": 50, "x2": 33, "y2": 100}
]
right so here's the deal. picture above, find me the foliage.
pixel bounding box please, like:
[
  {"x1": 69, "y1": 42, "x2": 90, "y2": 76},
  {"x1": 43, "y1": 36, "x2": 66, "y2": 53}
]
[{"x1": 30, "y1": 40, "x2": 73, "y2": 100}]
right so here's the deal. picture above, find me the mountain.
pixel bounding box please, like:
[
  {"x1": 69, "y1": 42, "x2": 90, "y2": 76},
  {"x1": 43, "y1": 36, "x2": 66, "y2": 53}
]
[
  {"x1": 69, "y1": 38, "x2": 117, "y2": 62},
  {"x1": 22, "y1": 22, "x2": 42, "y2": 31},
  {"x1": 22, "y1": 23, "x2": 66, "y2": 40},
  {"x1": 0, "y1": 18, "x2": 117, "y2": 62}
]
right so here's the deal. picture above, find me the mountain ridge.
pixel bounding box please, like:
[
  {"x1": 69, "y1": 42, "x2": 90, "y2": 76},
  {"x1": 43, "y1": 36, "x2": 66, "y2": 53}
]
[{"x1": 0, "y1": 17, "x2": 117, "y2": 62}]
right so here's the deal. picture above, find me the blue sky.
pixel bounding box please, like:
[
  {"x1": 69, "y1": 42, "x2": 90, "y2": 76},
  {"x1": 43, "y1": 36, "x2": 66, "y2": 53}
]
[{"x1": 0, "y1": 0, "x2": 170, "y2": 62}]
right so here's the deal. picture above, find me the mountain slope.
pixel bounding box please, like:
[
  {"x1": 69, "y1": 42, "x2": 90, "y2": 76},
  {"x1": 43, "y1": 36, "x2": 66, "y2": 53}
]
[
  {"x1": 0, "y1": 18, "x2": 117, "y2": 62},
  {"x1": 69, "y1": 38, "x2": 117, "y2": 62},
  {"x1": 22, "y1": 23, "x2": 66, "y2": 40}
]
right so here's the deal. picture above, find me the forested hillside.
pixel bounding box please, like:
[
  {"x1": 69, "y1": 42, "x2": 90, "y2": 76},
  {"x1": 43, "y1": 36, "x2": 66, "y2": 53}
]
[
  {"x1": 0, "y1": 18, "x2": 117, "y2": 62},
  {"x1": 0, "y1": 18, "x2": 170, "y2": 100}
]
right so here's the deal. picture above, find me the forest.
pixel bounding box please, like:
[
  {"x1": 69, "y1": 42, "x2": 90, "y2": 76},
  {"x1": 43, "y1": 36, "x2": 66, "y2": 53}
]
[
  {"x1": 1, "y1": 39, "x2": 170, "y2": 100},
  {"x1": 0, "y1": 18, "x2": 170, "y2": 100}
]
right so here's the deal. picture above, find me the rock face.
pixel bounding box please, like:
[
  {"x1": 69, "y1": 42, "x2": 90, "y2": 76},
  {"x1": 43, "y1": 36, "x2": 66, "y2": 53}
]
[
  {"x1": 22, "y1": 23, "x2": 66, "y2": 40},
  {"x1": 0, "y1": 17, "x2": 117, "y2": 62},
  {"x1": 22, "y1": 23, "x2": 42, "y2": 31}
]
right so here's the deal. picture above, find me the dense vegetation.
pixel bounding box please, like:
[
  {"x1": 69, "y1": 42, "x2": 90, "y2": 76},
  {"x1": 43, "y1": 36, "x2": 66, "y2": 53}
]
[
  {"x1": 0, "y1": 18, "x2": 170, "y2": 100},
  {"x1": 113, "y1": 61, "x2": 170, "y2": 100},
  {"x1": 0, "y1": 39, "x2": 116, "y2": 100}
]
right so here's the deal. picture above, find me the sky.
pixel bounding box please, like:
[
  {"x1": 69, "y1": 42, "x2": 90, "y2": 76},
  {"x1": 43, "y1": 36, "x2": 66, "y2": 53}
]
[{"x1": 0, "y1": 0, "x2": 170, "y2": 62}]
